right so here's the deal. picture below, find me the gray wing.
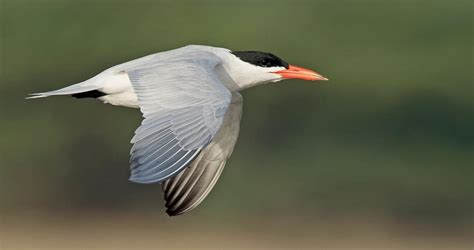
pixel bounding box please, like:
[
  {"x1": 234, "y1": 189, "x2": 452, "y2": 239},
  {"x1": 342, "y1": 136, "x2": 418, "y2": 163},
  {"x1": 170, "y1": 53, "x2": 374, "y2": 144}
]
[
  {"x1": 126, "y1": 51, "x2": 232, "y2": 184},
  {"x1": 163, "y1": 93, "x2": 243, "y2": 216}
]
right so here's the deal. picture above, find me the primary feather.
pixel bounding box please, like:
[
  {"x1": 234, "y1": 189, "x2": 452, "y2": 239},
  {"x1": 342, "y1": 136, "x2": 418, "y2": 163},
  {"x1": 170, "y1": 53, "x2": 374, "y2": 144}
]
[
  {"x1": 126, "y1": 51, "x2": 232, "y2": 184},
  {"x1": 163, "y1": 93, "x2": 242, "y2": 215}
]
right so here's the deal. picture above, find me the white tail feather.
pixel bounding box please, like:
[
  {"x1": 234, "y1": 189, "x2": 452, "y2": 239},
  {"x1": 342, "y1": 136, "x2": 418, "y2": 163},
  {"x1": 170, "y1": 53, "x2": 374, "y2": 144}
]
[{"x1": 26, "y1": 82, "x2": 100, "y2": 99}]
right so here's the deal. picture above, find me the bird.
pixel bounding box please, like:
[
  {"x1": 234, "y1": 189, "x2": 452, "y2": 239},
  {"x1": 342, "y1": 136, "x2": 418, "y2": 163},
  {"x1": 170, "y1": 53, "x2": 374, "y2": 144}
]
[{"x1": 28, "y1": 45, "x2": 328, "y2": 216}]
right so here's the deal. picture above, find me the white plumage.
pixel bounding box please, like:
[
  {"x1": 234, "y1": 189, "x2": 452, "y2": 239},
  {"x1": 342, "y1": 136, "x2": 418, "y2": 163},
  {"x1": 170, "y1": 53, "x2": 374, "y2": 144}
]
[{"x1": 28, "y1": 45, "x2": 326, "y2": 216}]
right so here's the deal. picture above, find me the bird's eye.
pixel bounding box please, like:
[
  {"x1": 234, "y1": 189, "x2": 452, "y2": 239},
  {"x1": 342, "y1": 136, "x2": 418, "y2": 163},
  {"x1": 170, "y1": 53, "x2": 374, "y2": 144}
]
[{"x1": 260, "y1": 59, "x2": 271, "y2": 67}]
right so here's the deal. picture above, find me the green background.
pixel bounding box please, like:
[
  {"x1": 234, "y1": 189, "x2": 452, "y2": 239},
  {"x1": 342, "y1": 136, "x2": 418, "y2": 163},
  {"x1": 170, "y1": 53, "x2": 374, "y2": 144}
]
[{"x1": 1, "y1": 0, "x2": 472, "y2": 249}]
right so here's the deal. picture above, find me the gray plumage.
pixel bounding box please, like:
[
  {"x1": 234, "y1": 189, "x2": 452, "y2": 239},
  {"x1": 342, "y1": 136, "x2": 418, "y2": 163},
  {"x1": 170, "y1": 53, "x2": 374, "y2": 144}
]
[
  {"x1": 27, "y1": 45, "x2": 325, "y2": 216},
  {"x1": 163, "y1": 93, "x2": 242, "y2": 216},
  {"x1": 127, "y1": 52, "x2": 232, "y2": 183}
]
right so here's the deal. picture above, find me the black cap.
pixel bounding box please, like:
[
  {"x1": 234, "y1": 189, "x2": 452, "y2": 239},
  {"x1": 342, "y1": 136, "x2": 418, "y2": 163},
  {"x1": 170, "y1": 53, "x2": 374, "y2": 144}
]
[{"x1": 231, "y1": 51, "x2": 289, "y2": 69}]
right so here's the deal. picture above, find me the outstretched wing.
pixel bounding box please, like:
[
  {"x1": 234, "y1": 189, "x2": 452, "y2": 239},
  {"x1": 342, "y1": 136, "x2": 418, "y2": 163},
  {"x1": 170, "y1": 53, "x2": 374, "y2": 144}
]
[
  {"x1": 162, "y1": 93, "x2": 243, "y2": 216},
  {"x1": 126, "y1": 51, "x2": 232, "y2": 184}
]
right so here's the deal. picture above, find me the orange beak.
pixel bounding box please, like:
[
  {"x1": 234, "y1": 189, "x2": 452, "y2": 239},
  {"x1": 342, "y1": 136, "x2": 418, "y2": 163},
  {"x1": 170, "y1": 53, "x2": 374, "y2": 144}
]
[{"x1": 274, "y1": 65, "x2": 328, "y2": 81}]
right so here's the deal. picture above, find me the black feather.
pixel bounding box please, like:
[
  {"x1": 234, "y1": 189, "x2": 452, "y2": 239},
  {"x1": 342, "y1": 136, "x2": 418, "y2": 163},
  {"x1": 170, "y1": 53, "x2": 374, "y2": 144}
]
[
  {"x1": 72, "y1": 90, "x2": 106, "y2": 99},
  {"x1": 231, "y1": 51, "x2": 289, "y2": 68}
]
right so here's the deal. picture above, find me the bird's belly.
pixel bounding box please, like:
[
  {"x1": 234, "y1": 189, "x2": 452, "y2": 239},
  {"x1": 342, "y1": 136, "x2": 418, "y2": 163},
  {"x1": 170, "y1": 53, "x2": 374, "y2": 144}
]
[
  {"x1": 99, "y1": 89, "x2": 139, "y2": 108},
  {"x1": 97, "y1": 72, "x2": 139, "y2": 108}
]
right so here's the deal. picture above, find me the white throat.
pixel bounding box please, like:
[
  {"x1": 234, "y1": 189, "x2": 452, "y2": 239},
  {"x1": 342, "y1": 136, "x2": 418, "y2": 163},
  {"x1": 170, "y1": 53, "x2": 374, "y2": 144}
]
[{"x1": 214, "y1": 52, "x2": 285, "y2": 92}]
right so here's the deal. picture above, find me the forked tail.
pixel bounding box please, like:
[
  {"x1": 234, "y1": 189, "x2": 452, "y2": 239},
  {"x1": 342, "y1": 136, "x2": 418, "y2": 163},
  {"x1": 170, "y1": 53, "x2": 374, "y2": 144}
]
[{"x1": 26, "y1": 82, "x2": 101, "y2": 99}]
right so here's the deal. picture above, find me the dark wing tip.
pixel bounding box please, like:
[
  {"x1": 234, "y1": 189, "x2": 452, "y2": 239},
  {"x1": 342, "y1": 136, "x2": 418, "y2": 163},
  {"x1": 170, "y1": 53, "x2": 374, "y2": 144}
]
[{"x1": 165, "y1": 207, "x2": 185, "y2": 216}]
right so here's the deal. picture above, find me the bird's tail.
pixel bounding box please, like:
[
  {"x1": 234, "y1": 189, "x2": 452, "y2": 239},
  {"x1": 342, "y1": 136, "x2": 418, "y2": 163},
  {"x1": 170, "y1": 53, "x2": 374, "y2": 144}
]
[{"x1": 26, "y1": 81, "x2": 101, "y2": 99}]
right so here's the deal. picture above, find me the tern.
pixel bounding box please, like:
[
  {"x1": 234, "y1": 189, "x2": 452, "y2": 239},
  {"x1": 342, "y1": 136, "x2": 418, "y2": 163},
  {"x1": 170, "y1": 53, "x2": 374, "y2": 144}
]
[{"x1": 28, "y1": 45, "x2": 328, "y2": 216}]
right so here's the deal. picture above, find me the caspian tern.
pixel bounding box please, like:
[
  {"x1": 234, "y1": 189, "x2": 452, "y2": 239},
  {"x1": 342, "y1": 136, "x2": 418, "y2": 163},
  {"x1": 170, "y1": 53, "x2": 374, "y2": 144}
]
[{"x1": 28, "y1": 45, "x2": 328, "y2": 216}]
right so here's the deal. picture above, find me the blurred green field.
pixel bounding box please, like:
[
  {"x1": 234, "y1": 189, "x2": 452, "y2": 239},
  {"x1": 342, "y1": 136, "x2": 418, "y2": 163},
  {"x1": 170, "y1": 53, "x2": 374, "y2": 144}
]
[{"x1": 0, "y1": 0, "x2": 473, "y2": 249}]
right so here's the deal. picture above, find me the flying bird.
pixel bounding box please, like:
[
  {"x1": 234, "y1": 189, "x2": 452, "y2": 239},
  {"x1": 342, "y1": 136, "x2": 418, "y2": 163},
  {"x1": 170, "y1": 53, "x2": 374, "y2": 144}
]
[{"x1": 28, "y1": 45, "x2": 328, "y2": 216}]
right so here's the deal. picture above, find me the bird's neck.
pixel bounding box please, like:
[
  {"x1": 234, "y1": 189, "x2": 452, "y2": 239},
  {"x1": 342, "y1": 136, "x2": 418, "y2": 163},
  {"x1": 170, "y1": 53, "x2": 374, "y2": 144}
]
[
  {"x1": 216, "y1": 54, "x2": 277, "y2": 92},
  {"x1": 215, "y1": 64, "x2": 270, "y2": 92}
]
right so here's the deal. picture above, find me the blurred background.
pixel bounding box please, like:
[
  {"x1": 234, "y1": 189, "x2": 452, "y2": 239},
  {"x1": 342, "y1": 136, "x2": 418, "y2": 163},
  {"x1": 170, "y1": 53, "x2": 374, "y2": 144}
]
[{"x1": 1, "y1": 0, "x2": 472, "y2": 249}]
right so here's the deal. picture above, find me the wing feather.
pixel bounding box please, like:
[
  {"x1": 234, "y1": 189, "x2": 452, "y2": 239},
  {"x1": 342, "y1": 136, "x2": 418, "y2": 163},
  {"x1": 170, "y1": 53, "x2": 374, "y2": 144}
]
[
  {"x1": 163, "y1": 93, "x2": 243, "y2": 215},
  {"x1": 126, "y1": 51, "x2": 232, "y2": 184}
]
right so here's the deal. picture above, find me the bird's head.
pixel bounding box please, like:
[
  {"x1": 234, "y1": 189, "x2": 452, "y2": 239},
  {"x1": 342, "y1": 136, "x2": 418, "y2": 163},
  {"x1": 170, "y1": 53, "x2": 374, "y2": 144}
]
[{"x1": 221, "y1": 50, "x2": 327, "y2": 90}]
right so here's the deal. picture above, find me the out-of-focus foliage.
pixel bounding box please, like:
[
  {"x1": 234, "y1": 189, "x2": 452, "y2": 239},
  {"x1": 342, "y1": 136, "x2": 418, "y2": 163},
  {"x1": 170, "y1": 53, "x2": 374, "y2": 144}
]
[{"x1": 0, "y1": 0, "x2": 472, "y2": 233}]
